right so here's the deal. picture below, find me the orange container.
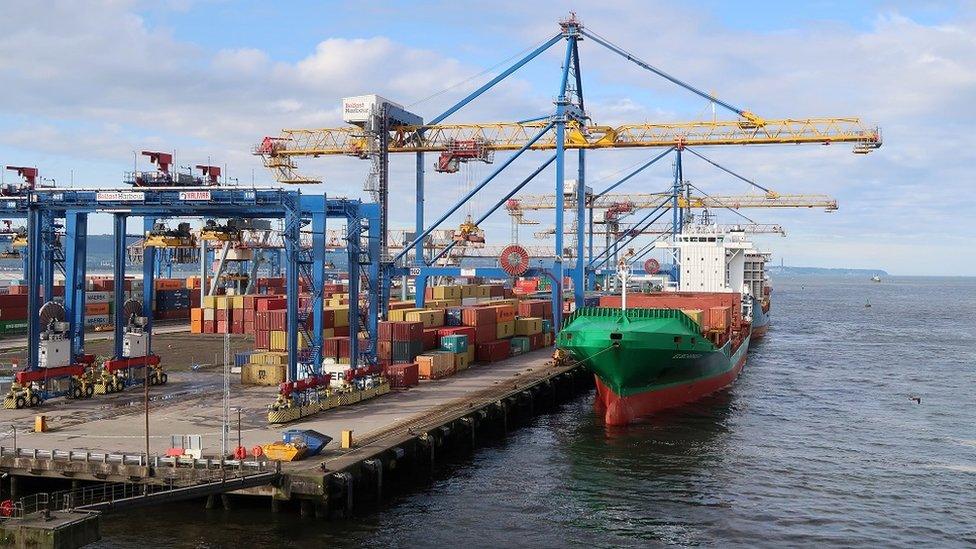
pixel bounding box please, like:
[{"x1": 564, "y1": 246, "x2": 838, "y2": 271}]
[
  {"x1": 85, "y1": 302, "x2": 110, "y2": 316},
  {"x1": 707, "y1": 306, "x2": 732, "y2": 331},
  {"x1": 491, "y1": 305, "x2": 516, "y2": 323},
  {"x1": 155, "y1": 279, "x2": 184, "y2": 290},
  {"x1": 190, "y1": 308, "x2": 204, "y2": 322}
]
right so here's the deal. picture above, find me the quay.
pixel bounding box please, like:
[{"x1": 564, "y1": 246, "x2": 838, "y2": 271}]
[{"x1": 0, "y1": 349, "x2": 591, "y2": 520}]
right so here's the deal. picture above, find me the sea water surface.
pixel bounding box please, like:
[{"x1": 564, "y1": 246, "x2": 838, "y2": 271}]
[{"x1": 97, "y1": 276, "x2": 976, "y2": 547}]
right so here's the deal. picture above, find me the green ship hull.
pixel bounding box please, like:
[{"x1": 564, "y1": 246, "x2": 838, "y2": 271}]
[{"x1": 557, "y1": 307, "x2": 749, "y2": 425}]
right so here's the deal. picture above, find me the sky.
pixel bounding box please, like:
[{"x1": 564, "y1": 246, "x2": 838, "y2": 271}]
[{"x1": 0, "y1": 0, "x2": 973, "y2": 275}]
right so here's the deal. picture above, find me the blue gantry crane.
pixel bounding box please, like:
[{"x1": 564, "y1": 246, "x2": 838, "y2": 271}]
[{"x1": 6, "y1": 186, "x2": 380, "y2": 408}]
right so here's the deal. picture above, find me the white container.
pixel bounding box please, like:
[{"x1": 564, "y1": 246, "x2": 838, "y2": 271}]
[
  {"x1": 86, "y1": 291, "x2": 113, "y2": 303},
  {"x1": 84, "y1": 314, "x2": 110, "y2": 326}
]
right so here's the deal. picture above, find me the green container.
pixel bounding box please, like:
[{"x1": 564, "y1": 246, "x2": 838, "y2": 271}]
[
  {"x1": 510, "y1": 336, "x2": 530, "y2": 355},
  {"x1": 0, "y1": 320, "x2": 28, "y2": 334},
  {"x1": 440, "y1": 334, "x2": 468, "y2": 353},
  {"x1": 542, "y1": 319, "x2": 552, "y2": 333}
]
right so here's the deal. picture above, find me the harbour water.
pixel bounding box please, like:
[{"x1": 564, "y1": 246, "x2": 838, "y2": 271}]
[{"x1": 96, "y1": 275, "x2": 976, "y2": 547}]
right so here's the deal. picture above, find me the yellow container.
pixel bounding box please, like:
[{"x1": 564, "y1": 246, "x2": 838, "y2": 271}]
[
  {"x1": 460, "y1": 285, "x2": 476, "y2": 298},
  {"x1": 34, "y1": 415, "x2": 47, "y2": 433},
  {"x1": 389, "y1": 307, "x2": 423, "y2": 321},
  {"x1": 262, "y1": 442, "x2": 306, "y2": 462},
  {"x1": 341, "y1": 430, "x2": 354, "y2": 449},
  {"x1": 231, "y1": 296, "x2": 245, "y2": 309},
  {"x1": 466, "y1": 346, "x2": 476, "y2": 364},
  {"x1": 515, "y1": 317, "x2": 543, "y2": 336},
  {"x1": 476, "y1": 285, "x2": 492, "y2": 297},
  {"x1": 202, "y1": 295, "x2": 218, "y2": 309},
  {"x1": 682, "y1": 309, "x2": 704, "y2": 327},
  {"x1": 454, "y1": 352, "x2": 469, "y2": 372},
  {"x1": 241, "y1": 363, "x2": 286, "y2": 386},
  {"x1": 325, "y1": 306, "x2": 350, "y2": 327},
  {"x1": 215, "y1": 296, "x2": 230, "y2": 309},
  {"x1": 496, "y1": 321, "x2": 515, "y2": 340},
  {"x1": 432, "y1": 285, "x2": 462, "y2": 300},
  {"x1": 405, "y1": 309, "x2": 445, "y2": 328}
]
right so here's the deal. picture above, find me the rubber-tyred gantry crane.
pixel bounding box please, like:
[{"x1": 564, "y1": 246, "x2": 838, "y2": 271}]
[{"x1": 254, "y1": 13, "x2": 881, "y2": 327}]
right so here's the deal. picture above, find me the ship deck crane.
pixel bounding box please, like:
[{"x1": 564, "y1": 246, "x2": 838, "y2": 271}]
[{"x1": 253, "y1": 13, "x2": 881, "y2": 326}]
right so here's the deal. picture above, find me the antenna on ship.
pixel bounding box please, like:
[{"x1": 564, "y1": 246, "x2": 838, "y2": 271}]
[{"x1": 617, "y1": 257, "x2": 632, "y2": 312}]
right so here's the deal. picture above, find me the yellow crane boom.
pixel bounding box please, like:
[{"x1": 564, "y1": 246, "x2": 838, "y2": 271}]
[{"x1": 255, "y1": 118, "x2": 881, "y2": 183}]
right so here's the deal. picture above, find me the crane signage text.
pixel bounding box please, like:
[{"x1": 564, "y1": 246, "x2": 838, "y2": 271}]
[
  {"x1": 179, "y1": 191, "x2": 211, "y2": 201},
  {"x1": 96, "y1": 191, "x2": 144, "y2": 202}
]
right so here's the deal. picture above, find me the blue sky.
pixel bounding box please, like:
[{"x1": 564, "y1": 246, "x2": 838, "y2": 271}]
[{"x1": 0, "y1": 1, "x2": 973, "y2": 275}]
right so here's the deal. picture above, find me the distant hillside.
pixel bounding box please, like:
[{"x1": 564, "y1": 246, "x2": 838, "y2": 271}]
[{"x1": 768, "y1": 266, "x2": 889, "y2": 277}]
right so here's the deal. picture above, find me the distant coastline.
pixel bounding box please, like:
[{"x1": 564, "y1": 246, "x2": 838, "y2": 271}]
[{"x1": 768, "y1": 266, "x2": 889, "y2": 277}]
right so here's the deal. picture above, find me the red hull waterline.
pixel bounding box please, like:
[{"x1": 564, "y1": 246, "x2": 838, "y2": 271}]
[
  {"x1": 594, "y1": 352, "x2": 749, "y2": 426},
  {"x1": 751, "y1": 324, "x2": 768, "y2": 340}
]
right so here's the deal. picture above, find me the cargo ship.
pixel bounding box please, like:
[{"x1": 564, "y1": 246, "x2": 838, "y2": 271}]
[{"x1": 557, "y1": 225, "x2": 771, "y2": 425}]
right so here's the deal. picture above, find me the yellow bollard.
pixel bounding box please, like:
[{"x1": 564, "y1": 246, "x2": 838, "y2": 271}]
[
  {"x1": 34, "y1": 415, "x2": 47, "y2": 433},
  {"x1": 341, "y1": 430, "x2": 354, "y2": 449}
]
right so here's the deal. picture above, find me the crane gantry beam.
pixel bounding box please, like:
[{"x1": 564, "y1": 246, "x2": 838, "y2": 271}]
[
  {"x1": 506, "y1": 192, "x2": 838, "y2": 212},
  {"x1": 257, "y1": 118, "x2": 880, "y2": 173},
  {"x1": 534, "y1": 223, "x2": 786, "y2": 238}
]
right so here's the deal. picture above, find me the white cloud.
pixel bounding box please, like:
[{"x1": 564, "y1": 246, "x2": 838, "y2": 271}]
[{"x1": 0, "y1": 1, "x2": 973, "y2": 274}]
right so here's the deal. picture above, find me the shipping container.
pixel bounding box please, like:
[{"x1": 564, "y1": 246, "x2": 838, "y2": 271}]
[
  {"x1": 384, "y1": 362, "x2": 419, "y2": 388},
  {"x1": 476, "y1": 339, "x2": 511, "y2": 363}
]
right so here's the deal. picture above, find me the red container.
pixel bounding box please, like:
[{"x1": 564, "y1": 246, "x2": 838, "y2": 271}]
[
  {"x1": 422, "y1": 328, "x2": 439, "y2": 351},
  {"x1": 257, "y1": 298, "x2": 287, "y2": 312},
  {"x1": 255, "y1": 329, "x2": 270, "y2": 350},
  {"x1": 461, "y1": 307, "x2": 496, "y2": 327},
  {"x1": 203, "y1": 320, "x2": 215, "y2": 334},
  {"x1": 528, "y1": 333, "x2": 545, "y2": 350},
  {"x1": 269, "y1": 310, "x2": 287, "y2": 331},
  {"x1": 377, "y1": 340, "x2": 392, "y2": 360},
  {"x1": 385, "y1": 362, "x2": 419, "y2": 388},
  {"x1": 488, "y1": 285, "x2": 505, "y2": 297},
  {"x1": 243, "y1": 309, "x2": 255, "y2": 323},
  {"x1": 393, "y1": 321, "x2": 424, "y2": 342},
  {"x1": 437, "y1": 326, "x2": 477, "y2": 343},
  {"x1": 518, "y1": 299, "x2": 552, "y2": 318},
  {"x1": 0, "y1": 294, "x2": 28, "y2": 308},
  {"x1": 476, "y1": 339, "x2": 511, "y2": 363},
  {"x1": 334, "y1": 326, "x2": 350, "y2": 338},
  {"x1": 474, "y1": 323, "x2": 496, "y2": 345},
  {"x1": 324, "y1": 337, "x2": 350, "y2": 359},
  {"x1": 0, "y1": 307, "x2": 28, "y2": 320},
  {"x1": 217, "y1": 320, "x2": 230, "y2": 334},
  {"x1": 255, "y1": 311, "x2": 269, "y2": 331},
  {"x1": 378, "y1": 321, "x2": 394, "y2": 342}
]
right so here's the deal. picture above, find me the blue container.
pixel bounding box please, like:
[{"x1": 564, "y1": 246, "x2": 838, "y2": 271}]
[
  {"x1": 234, "y1": 352, "x2": 252, "y2": 368},
  {"x1": 281, "y1": 429, "x2": 333, "y2": 456},
  {"x1": 445, "y1": 307, "x2": 463, "y2": 327}
]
